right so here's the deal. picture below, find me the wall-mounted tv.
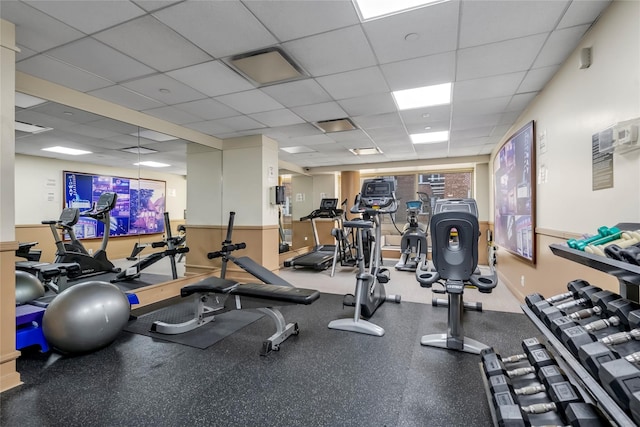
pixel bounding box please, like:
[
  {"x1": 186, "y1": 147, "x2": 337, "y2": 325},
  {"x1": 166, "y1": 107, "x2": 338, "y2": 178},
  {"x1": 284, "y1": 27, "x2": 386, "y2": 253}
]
[{"x1": 64, "y1": 171, "x2": 166, "y2": 238}]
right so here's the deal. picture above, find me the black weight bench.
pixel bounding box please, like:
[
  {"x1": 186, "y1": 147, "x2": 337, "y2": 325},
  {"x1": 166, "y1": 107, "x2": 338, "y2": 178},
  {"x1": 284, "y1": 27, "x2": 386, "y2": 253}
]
[{"x1": 151, "y1": 276, "x2": 320, "y2": 355}]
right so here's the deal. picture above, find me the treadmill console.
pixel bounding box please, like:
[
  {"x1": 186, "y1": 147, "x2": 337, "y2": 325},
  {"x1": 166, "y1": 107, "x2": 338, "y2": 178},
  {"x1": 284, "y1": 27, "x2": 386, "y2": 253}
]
[
  {"x1": 356, "y1": 178, "x2": 398, "y2": 213},
  {"x1": 301, "y1": 198, "x2": 343, "y2": 220}
]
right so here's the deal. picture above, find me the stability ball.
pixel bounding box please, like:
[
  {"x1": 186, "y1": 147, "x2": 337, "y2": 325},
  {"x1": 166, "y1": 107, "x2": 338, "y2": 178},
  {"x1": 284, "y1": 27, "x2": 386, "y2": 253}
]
[
  {"x1": 43, "y1": 281, "x2": 130, "y2": 354},
  {"x1": 15, "y1": 270, "x2": 45, "y2": 304}
]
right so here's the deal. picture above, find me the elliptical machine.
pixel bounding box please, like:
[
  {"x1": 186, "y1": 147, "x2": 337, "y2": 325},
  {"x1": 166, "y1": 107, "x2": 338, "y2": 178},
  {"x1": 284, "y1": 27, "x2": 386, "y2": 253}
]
[
  {"x1": 48, "y1": 192, "x2": 120, "y2": 279},
  {"x1": 328, "y1": 177, "x2": 401, "y2": 337},
  {"x1": 394, "y1": 194, "x2": 429, "y2": 272}
]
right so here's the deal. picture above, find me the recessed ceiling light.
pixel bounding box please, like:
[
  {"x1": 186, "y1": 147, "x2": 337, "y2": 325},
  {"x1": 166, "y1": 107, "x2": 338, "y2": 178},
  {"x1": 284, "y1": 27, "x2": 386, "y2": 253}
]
[
  {"x1": 354, "y1": 0, "x2": 449, "y2": 21},
  {"x1": 134, "y1": 161, "x2": 171, "y2": 168},
  {"x1": 424, "y1": 126, "x2": 432, "y2": 130},
  {"x1": 280, "y1": 146, "x2": 316, "y2": 154},
  {"x1": 159, "y1": 88, "x2": 171, "y2": 94},
  {"x1": 121, "y1": 146, "x2": 159, "y2": 155},
  {"x1": 230, "y1": 47, "x2": 304, "y2": 85},
  {"x1": 15, "y1": 93, "x2": 47, "y2": 108},
  {"x1": 15, "y1": 121, "x2": 53, "y2": 134},
  {"x1": 134, "y1": 129, "x2": 178, "y2": 142},
  {"x1": 63, "y1": 111, "x2": 74, "y2": 116},
  {"x1": 42, "y1": 146, "x2": 92, "y2": 155},
  {"x1": 393, "y1": 83, "x2": 452, "y2": 110},
  {"x1": 349, "y1": 147, "x2": 383, "y2": 156},
  {"x1": 410, "y1": 131, "x2": 449, "y2": 144}
]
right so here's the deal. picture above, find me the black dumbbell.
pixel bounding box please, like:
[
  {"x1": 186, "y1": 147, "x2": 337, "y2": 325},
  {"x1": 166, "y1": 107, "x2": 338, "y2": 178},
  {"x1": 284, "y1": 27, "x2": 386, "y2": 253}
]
[
  {"x1": 563, "y1": 325, "x2": 640, "y2": 358},
  {"x1": 583, "y1": 300, "x2": 640, "y2": 333},
  {"x1": 484, "y1": 347, "x2": 556, "y2": 379},
  {"x1": 481, "y1": 338, "x2": 544, "y2": 365},
  {"x1": 549, "y1": 306, "x2": 603, "y2": 339},
  {"x1": 599, "y1": 352, "x2": 640, "y2": 415},
  {"x1": 526, "y1": 279, "x2": 590, "y2": 316},
  {"x1": 495, "y1": 388, "x2": 602, "y2": 426},
  {"x1": 620, "y1": 245, "x2": 640, "y2": 265},
  {"x1": 578, "y1": 341, "x2": 621, "y2": 378},
  {"x1": 539, "y1": 285, "x2": 603, "y2": 327},
  {"x1": 490, "y1": 364, "x2": 569, "y2": 399}
]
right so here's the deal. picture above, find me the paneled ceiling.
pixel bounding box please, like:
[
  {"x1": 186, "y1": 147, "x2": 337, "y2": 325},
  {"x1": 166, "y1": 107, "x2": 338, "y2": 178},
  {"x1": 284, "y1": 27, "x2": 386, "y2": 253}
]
[{"x1": 3, "y1": 0, "x2": 611, "y2": 172}]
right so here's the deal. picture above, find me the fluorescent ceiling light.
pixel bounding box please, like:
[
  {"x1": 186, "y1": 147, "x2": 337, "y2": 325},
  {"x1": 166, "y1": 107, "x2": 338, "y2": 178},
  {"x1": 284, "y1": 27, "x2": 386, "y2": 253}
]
[
  {"x1": 354, "y1": 0, "x2": 447, "y2": 21},
  {"x1": 410, "y1": 131, "x2": 449, "y2": 144},
  {"x1": 134, "y1": 161, "x2": 171, "y2": 168},
  {"x1": 121, "y1": 146, "x2": 159, "y2": 155},
  {"x1": 15, "y1": 121, "x2": 53, "y2": 134},
  {"x1": 392, "y1": 82, "x2": 452, "y2": 110},
  {"x1": 349, "y1": 147, "x2": 383, "y2": 156},
  {"x1": 230, "y1": 47, "x2": 304, "y2": 85},
  {"x1": 42, "y1": 146, "x2": 92, "y2": 155},
  {"x1": 15, "y1": 93, "x2": 48, "y2": 108},
  {"x1": 134, "y1": 129, "x2": 178, "y2": 142},
  {"x1": 281, "y1": 146, "x2": 316, "y2": 154}
]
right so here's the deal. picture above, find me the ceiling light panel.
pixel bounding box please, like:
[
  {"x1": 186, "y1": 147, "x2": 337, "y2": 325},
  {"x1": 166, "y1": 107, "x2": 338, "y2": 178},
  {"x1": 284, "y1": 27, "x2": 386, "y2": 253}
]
[
  {"x1": 42, "y1": 146, "x2": 92, "y2": 155},
  {"x1": 121, "y1": 146, "x2": 158, "y2": 155},
  {"x1": 349, "y1": 147, "x2": 383, "y2": 155},
  {"x1": 15, "y1": 93, "x2": 48, "y2": 108},
  {"x1": 392, "y1": 82, "x2": 452, "y2": 110},
  {"x1": 15, "y1": 121, "x2": 53, "y2": 134},
  {"x1": 134, "y1": 161, "x2": 171, "y2": 168},
  {"x1": 410, "y1": 130, "x2": 449, "y2": 144},
  {"x1": 354, "y1": 0, "x2": 448, "y2": 21},
  {"x1": 281, "y1": 146, "x2": 317, "y2": 154}
]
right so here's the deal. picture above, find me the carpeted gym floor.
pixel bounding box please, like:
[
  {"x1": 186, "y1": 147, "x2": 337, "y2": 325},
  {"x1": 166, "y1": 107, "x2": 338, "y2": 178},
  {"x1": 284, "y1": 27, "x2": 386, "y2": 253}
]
[{"x1": 2, "y1": 277, "x2": 539, "y2": 427}]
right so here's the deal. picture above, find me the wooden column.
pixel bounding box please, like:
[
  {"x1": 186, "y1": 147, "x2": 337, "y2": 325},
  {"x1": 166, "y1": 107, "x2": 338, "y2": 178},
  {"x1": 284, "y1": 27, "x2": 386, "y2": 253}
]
[{"x1": 340, "y1": 171, "x2": 360, "y2": 213}]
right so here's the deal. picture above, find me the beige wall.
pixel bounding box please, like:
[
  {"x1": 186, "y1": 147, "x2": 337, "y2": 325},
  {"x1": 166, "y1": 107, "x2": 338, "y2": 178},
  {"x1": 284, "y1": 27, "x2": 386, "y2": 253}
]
[{"x1": 490, "y1": 0, "x2": 640, "y2": 299}]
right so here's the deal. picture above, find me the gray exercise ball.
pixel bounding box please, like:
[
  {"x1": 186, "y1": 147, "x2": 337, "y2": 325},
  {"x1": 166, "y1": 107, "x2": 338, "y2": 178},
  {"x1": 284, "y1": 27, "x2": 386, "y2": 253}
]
[
  {"x1": 43, "y1": 281, "x2": 130, "y2": 354},
  {"x1": 15, "y1": 270, "x2": 45, "y2": 304}
]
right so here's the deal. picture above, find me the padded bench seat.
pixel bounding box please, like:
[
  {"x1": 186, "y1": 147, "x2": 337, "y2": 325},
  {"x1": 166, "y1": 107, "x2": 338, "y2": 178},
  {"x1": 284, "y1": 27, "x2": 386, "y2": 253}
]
[{"x1": 181, "y1": 276, "x2": 320, "y2": 305}]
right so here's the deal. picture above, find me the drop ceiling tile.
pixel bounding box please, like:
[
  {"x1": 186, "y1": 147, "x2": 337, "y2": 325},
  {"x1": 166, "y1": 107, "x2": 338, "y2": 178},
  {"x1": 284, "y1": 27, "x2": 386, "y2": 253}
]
[
  {"x1": 142, "y1": 105, "x2": 202, "y2": 125},
  {"x1": 316, "y1": 67, "x2": 389, "y2": 100},
  {"x1": 263, "y1": 123, "x2": 324, "y2": 140},
  {"x1": 338, "y1": 93, "x2": 396, "y2": 117},
  {"x1": 456, "y1": 34, "x2": 547, "y2": 81},
  {"x1": 400, "y1": 105, "x2": 451, "y2": 125},
  {"x1": 94, "y1": 15, "x2": 211, "y2": 72},
  {"x1": 48, "y1": 38, "x2": 155, "y2": 83},
  {"x1": 167, "y1": 61, "x2": 254, "y2": 97},
  {"x1": 15, "y1": 45, "x2": 38, "y2": 62},
  {"x1": 213, "y1": 116, "x2": 265, "y2": 132},
  {"x1": 283, "y1": 26, "x2": 377, "y2": 76},
  {"x1": 132, "y1": 0, "x2": 183, "y2": 13},
  {"x1": 365, "y1": 126, "x2": 409, "y2": 140},
  {"x1": 448, "y1": 146, "x2": 483, "y2": 157},
  {"x1": 291, "y1": 102, "x2": 348, "y2": 122},
  {"x1": 1, "y1": 1, "x2": 85, "y2": 52},
  {"x1": 558, "y1": 0, "x2": 611, "y2": 29},
  {"x1": 353, "y1": 112, "x2": 403, "y2": 130},
  {"x1": 17, "y1": 55, "x2": 113, "y2": 92},
  {"x1": 327, "y1": 129, "x2": 370, "y2": 143},
  {"x1": 215, "y1": 90, "x2": 283, "y2": 114},
  {"x1": 88, "y1": 85, "x2": 164, "y2": 111},
  {"x1": 459, "y1": 0, "x2": 570, "y2": 48},
  {"x1": 453, "y1": 72, "x2": 526, "y2": 102},
  {"x1": 491, "y1": 125, "x2": 513, "y2": 139},
  {"x1": 533, "y1": 25, "x2": 590, "y2": 68},
  {"x1": 404, "y1": 120, "x2": 450, "y2": 135},
  {"x1": 122, "y1": 74, "x2": 207, "y2": 104},
  {"x1": 380, "y1": 51, "x2": 456, "y2": 91},
  {"x1": 30, "y1": 102, "x2": 105, "y2": 125},
  {"x1": 499, "y1": 111, "x2": 522, "y2": 126},
  {"x1": 279, "y1": 134, "x2": 336, "y2": 147},
  {"x1": 244, "y1": 0, "x2": 359, "y2": 42},
  {"x1": 451, "y1": 127, "x2": 494, "y2": 140},
  {"x1": 173, "y1": 98, "x2": 239, "y2": 121},
  {"x1": 24, "y1": 0, "x2": 146, "y2": 34},
  {"x1": 261, "y1": 79, "x2": 332, "y2": 108},
  {"x1": 65, "y1": 123, "x2": 122, "y2": 140},
  {"x1": 506, "y1": 93, "x2": 537, "y2": 112},
  {"x1": 453, "y1": 96, "x2": 511, "y2": 116},
  {"x1": 362, "y1": 0, "x2": 460, "y2": 64},
  {"x1": 185, "y1": 120, "x2": 234, "y2": 136},
  {"x1": 153, "y1": 1, "x2": 277, "y2": 58},
  {"x1": 249, "y1": 109, "x2": 305, "y2": 127},
  {"x1": 518, "y1": 66, "x2": 559, "y2": 93}
]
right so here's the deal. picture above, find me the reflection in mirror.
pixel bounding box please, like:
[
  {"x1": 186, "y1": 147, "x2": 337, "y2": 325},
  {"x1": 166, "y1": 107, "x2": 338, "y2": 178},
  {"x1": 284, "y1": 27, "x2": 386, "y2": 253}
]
[{"x1": 13, "y1": 94, "x2": 195, "y2": 290}]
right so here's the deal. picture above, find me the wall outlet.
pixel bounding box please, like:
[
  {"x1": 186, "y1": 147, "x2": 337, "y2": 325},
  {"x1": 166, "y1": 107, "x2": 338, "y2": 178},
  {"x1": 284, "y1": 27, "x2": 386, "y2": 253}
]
[
  {"x1": 520, "y1": 275, "x2": 525, "y2": 286},
  {"x1": 304, "y1": 237, "x2": 308, "y2": 241},
  {"x1": 88, "y1": 248, "x2": 93, "y2": 255}
]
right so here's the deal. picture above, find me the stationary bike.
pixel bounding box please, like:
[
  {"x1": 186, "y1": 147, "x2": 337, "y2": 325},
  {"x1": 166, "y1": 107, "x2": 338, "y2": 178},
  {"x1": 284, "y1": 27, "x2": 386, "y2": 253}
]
[
  {"x1": 328, "y1": 177, "x2": 401, "y2": 337},
  {"x1": 47, "y1": 192, "x2": 120, "y2": 279}
]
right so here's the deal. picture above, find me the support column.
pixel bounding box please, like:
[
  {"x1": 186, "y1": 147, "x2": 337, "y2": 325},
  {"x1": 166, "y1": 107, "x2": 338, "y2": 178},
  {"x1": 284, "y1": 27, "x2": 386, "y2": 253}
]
[
  {"x1": 0, "y1": 19, "x2": 22, "y2": 392},
  {"x1": 341, "y1": 171, "x2": 361, "y2": 212}
]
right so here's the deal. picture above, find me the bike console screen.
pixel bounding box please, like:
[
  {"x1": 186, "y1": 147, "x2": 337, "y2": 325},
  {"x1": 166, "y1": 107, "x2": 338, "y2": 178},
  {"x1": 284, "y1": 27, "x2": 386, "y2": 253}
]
[{"x1": 358, "y1": 178, "x2": 397, "y2": 213}]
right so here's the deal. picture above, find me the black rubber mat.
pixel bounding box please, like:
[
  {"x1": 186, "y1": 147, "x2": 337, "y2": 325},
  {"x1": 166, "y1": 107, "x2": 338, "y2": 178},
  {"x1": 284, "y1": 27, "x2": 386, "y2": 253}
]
[{"x1": 124, "y1": 301, "x2": 264, "y2": 349}]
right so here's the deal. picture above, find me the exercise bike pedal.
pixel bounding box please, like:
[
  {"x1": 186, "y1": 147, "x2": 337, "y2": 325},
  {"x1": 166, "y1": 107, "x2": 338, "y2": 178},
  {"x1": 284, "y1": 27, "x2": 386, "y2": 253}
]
[
  {"x1": 376, "y1": 268, "x2": 390, "y2": 284},
  {"x1": 342, "y1": 293, "x2": 356, "y2": 307}
]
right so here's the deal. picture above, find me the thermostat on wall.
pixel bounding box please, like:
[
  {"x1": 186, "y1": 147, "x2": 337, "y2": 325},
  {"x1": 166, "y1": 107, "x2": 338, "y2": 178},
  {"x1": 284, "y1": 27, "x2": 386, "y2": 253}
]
[{"x1": 613, "y1": 122, "x2": 639, "y2": 152}]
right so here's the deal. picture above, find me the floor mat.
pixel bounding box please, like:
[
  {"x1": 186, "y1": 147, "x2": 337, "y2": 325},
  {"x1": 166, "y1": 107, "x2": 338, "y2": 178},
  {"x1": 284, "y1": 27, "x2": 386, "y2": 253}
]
[{"x1": 124, "y1": 301, "x2": 264, "y2": 349}]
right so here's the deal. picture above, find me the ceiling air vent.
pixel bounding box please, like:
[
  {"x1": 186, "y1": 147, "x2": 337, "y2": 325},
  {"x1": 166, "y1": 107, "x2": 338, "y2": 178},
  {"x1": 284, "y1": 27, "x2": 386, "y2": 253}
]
[{"x1": 314, "y1": 118, "x2": 358, "y2": 133}]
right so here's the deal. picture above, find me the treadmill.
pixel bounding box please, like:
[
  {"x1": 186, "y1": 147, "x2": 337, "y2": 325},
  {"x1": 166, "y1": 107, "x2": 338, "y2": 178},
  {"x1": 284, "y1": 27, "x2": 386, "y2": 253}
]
[{"x1": 284, "y1": 198, "x2": 343, "y2": 270}]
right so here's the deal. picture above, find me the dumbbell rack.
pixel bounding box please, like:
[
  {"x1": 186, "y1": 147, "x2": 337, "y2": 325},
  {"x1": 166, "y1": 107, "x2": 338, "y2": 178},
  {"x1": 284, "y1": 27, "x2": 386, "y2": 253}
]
[{"x1": 521, "y1": 305, "x2": 633, "y2": 425}]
